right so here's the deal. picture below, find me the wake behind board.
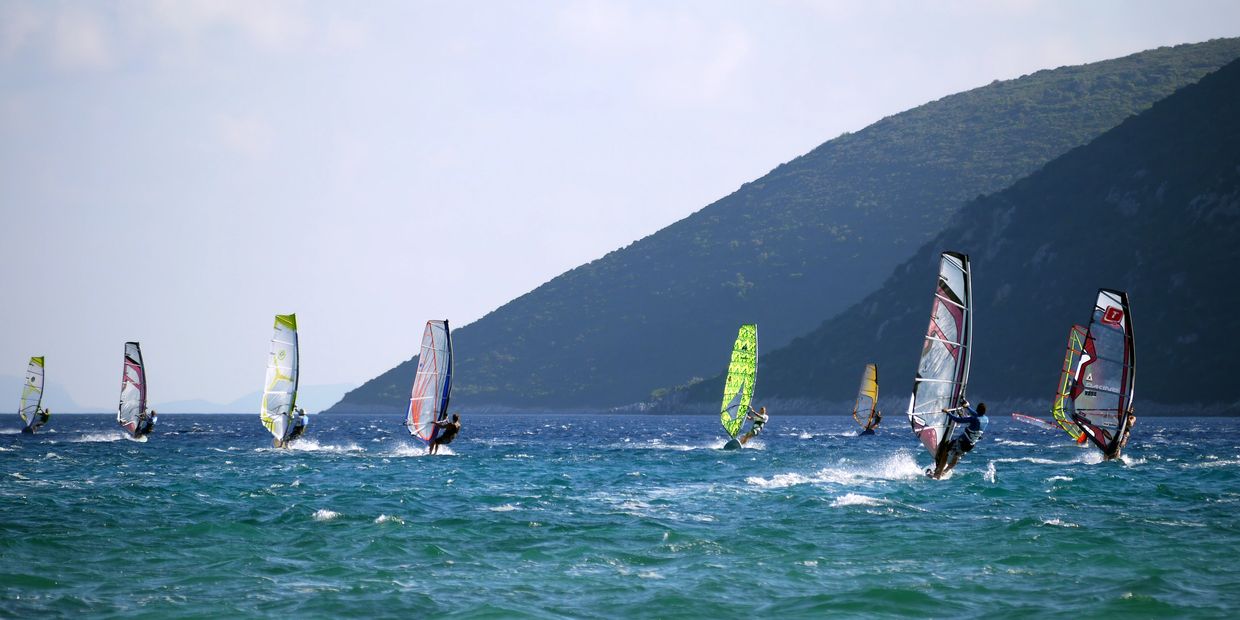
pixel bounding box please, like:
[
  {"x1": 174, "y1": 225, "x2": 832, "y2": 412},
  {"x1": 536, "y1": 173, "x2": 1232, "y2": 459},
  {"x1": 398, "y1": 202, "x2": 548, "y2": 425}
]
[{"x1": 723, "y1": 438, "x2": 742, "y2": 450}]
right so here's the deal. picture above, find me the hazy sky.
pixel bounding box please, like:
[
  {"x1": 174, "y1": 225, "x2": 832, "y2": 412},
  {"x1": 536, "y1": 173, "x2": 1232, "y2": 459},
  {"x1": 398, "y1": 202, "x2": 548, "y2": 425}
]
[{"x1": 2, "y1": 1, "x2": 1237, "y2": 410}]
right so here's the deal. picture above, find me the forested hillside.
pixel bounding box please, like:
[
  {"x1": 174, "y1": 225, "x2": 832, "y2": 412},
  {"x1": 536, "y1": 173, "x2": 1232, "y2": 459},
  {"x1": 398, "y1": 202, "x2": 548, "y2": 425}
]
[
  {"x1": 682, "y1": 55, "x2": 1240, "y2": 413},
  {"x1": 331, "y1": 39, "x2": 1240, "y2": 412}
]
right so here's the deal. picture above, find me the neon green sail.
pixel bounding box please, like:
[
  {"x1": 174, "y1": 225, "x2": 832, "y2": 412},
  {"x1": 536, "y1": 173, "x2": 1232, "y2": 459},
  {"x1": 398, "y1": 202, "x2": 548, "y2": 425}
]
[
  {"x1": 19, "y1": 356, "x2": 46, "y2": 429},
  {"x1": 260, "y1": 314, "x2": 299, "y2": 441},
  {"x1": 720, "y1": 324, "x2": 757, "y2": 438},
  {"x1": 1051, "y1": 325, "x2": 1087, "y2": 440}
]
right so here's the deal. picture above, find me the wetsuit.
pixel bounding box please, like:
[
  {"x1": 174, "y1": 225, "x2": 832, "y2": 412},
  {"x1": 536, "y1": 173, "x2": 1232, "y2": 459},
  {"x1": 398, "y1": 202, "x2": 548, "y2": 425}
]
[
  {"x1": 435, "y1": 421, "x2": 461, "y2": 445},
  {"x1": 285, "y1": 415, "x2": 307, "y2": 443},
  {"x1": 946, "y1": 408, "x2": 987, "y2": 455},
  {"x1": 747, "y1": 410, "x2": 768, "y2": 436},
  {"x1": 134, "y1": 414, "x2": 154, "y2": 438}
]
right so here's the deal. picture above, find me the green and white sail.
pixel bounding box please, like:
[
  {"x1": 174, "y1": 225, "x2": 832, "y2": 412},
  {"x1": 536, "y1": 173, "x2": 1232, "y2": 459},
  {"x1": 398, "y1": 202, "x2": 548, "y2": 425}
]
[
  {"x1": 720, "y1": 324, "x2": 757, "y2": 438},
  {"x1": 260, "y1": 314, "x2": 300, "y2": 442},
  {"x1": 19, "y1": 356, "x2": 45, "y2": 432}
]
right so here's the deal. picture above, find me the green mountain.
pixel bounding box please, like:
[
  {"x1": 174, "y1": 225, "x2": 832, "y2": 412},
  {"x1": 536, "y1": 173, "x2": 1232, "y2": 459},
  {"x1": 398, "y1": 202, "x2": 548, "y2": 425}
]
[
  {"x1": 330, "y1": 38, "x2": 1240, "y2": 413},
  {"x1": 683, "y1": 55, "x2": 1240, "y2": 413}
]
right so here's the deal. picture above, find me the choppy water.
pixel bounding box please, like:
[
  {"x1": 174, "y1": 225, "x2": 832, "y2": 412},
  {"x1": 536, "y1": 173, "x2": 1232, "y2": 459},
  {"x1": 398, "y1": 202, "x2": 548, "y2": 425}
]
[{"x1": 2, "y1": 414, "x2": 1239, "y2": 618}]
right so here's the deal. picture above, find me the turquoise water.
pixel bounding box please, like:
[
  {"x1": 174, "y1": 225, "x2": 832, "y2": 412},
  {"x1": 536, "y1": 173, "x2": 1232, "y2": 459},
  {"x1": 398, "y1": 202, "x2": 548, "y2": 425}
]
[{"x1": 3, "y1": 414, "x2": 1239, "y2": 618}]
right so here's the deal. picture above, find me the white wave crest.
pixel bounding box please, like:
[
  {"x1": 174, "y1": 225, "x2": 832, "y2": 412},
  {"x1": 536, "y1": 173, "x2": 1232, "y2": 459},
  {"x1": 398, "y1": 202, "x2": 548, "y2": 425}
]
[
  {"x1": 1041, "y1": 518, "x2": 1079, "y2": 528},
  {"x1": 386, "y1": 444, "x2": 428, "y2": 457},
  {"x1": 313, "y1": 509, "x2": 340, "y2": 521},
  {"x1": 1047, "y1": 475, "x2": 1074, "y2": 482},
  {"x1": 374, "y1": 514, "x2": 404, "y2": 524},
  {"x1": 70, "y1": 432, "x2": 124, "y2": 443},
  {"x1": 488, "y1": 504, "x2": 519, "y2": 512},
  {"x1": 747, "y1": 451, "x2": 923, "y2": 489},
  {"x1": 984, "y1": 461, "x2": 997, "y2": 483},
  {"x1": 995, "y1": 438, "x2": 1036, "y2": 447},
  {"x1": 288, "y1": 439, "x2": 363, "y2": 453},
  {"x1": 830, "y1": 493, "x2": 885, "y2": 507},
  {"x1": 747, "y1": 472, "x2": 816, "y2": 489}
]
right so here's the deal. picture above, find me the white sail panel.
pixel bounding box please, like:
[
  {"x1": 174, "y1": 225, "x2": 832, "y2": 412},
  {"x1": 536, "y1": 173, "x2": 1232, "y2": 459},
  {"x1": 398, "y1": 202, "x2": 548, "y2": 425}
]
[
  {"x1": 261, "y1": 314, "x2": 299, "y2": 441},
  {"x1": 118, "y1": 342, "x2": 147, "y2": 434},
  {"x1": 907, "y1": 252, "x2": 972, "y2": 472},
  {"x1": 19, "y1": 356, "x2": 45, "y2": 429},
  {"x1": 407, "y1": 320, "x2": 453, "y2": 441}
]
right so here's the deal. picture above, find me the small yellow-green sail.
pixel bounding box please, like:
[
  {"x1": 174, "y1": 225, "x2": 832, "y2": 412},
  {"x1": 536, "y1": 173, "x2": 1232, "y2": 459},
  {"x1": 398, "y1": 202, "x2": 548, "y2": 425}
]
[
  {"x1": 261, "y1": 313, "x2": 299, "y2": 440},
  {"x1": 720, "y1": 324, "x2": 757, "y2": 438},
  {"x1": 1051, "y1": 325, "x2": 1087, "y2": 440}
]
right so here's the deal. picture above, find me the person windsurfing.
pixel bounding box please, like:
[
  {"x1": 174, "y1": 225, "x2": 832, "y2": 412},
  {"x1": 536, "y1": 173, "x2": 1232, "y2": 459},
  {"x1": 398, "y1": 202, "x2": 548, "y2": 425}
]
[
  {"x1": 861, "y1": 410, "x2": 883, "y2": 435},
  {"x1": 286, "y1": 408, "x2": 308, "y2": 444},
  {"x1": 134, "y1": 409, "x2": 157, "y2": 438},
  {"x1": 739, "y1": 406, "x2": 768, "y2": 445},
  {"x1": 939, "y1": 401, "x2": 987, "y2": 475},
  {"x1": 430, "y1": 413, "x2": 461, "y2": 455},
  {"x1": 23, "y1": 407, "x2": 50, "y2": 434}
]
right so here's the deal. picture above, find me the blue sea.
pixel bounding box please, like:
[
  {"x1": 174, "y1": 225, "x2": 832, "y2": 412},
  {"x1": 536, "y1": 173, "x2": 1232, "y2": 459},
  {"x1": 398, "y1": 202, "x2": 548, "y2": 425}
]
[{"x1": 3, "y1": 413, "x2": 1239, "y2": 618}]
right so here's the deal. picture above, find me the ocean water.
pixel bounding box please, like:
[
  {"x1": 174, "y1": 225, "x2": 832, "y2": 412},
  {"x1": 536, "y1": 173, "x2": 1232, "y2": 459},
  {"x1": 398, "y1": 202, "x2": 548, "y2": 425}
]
[{"x1": 2, "y1": 413, "x2": 1239, "y2": 618}]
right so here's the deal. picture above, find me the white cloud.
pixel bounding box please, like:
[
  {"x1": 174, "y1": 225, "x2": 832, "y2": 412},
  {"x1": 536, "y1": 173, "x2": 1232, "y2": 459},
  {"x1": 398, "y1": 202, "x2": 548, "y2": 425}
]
[
  {"x1": 217, "y1": 113, "x2": 274, "y2": 161},
  {"x1": 0, "y1": 2, "x2": 43, "y2": 60},
  {"x1": 51, "y1": 7, "x2": 113, "y2": 70},
  {"x1": 148, "y1": 0, "x2": 311, "y2": 52}
]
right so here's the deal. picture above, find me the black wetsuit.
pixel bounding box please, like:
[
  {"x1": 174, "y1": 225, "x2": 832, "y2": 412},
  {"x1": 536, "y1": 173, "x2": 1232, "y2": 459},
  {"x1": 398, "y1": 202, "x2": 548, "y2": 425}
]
[{"x1": 436, "y1": 421, "x2": 460, "y2": 445}]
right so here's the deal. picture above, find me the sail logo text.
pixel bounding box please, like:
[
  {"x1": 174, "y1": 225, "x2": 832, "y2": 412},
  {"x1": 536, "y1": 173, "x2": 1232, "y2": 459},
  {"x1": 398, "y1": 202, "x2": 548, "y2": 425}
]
[{"x1": 1102, "y1": 307, "x2": 1124, "y2": 326}]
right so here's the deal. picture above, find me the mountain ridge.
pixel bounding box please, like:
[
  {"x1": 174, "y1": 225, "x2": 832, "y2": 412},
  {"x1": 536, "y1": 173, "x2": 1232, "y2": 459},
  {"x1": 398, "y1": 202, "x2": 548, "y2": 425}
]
[
  {"x1": 676, "y1": 54, "x2": 1240, "y2": 413},
  {"x1": 330, "y1": 38, "x2": 1240, "y2": 413}
]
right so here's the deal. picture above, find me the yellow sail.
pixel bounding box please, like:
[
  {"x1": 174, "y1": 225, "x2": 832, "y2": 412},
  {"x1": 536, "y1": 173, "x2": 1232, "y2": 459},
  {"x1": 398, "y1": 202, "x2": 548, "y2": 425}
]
[{"x1": 852, "y1": 363, "x2": 878, "y2": 429}]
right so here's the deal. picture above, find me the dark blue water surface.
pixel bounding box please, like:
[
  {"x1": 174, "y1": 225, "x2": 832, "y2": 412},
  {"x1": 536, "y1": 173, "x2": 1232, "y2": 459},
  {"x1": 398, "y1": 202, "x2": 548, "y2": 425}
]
[{"x1": 3, "y1": 414, "x2": 1239, "y2": 618}]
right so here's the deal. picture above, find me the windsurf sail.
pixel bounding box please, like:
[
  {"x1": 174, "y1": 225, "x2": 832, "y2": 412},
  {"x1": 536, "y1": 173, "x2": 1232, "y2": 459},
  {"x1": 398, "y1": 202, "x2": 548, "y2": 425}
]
[
  {"x1": 1068, "y1": 290, "x2": 1136, "y2": 458},
  {"x1": 117, "y1": 342, "x2": 148, "y2": 435},
  {"x1": 18, "y1": 356, "x2": 45, "y2": 431},
  {"x1": 852, "y1": 363, "x2": 879, "y2": 429},
  {"x1": 1050, "y1": 325, "x2": 1088, "y2": 440},
  {"x1": 908, "y1": 252, "x2": 973, "y2": 474},
  {"x1": 407, "y1": 320, "x2": 453, "y2": 442},
  {"x1": 260, "y1": 314, "x2": 299, "y2": 442},
  {"x1": 720, "y1": 324, "x2": 758, "y2": 438}
]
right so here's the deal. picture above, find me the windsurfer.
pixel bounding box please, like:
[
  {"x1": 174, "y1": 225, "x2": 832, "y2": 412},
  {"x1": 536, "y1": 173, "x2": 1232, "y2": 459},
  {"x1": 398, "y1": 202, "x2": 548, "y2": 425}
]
[
  {"x1": 862, "y1": 410, "x2": 883, "y2": 434},
  {"x1": 739, "y1": 406, "x2": 768, "y2": 445},
  {"x1": 430, "y1": 413, "x2": 461, "y2": 454},
  {"x1": 135, "y1": 409, "x2": 156, "y2": 438},
  {"x1": 33, "y1": 407, "x2": 50, "y2": 432},
  {"x1": 941, "y1": 402, "x2": 987, "y2": 474},
  {"x1": 286, "y1": 408, "x2": 308, "y2": 443}
]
